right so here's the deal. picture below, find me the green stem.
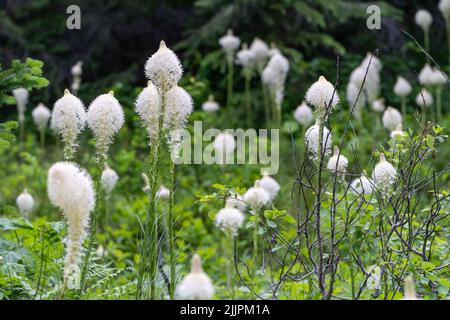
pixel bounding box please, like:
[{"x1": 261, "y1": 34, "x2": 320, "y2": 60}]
[
  {"x1": 401, "y1": 97, "x2": 406, "y2": 119},
  {"x1": 40, "y1": 127, "x2": 45, "y2": 149},
  {"x1": 244, "y1": 72, "x2": 252, "y2": 128},
  {"x1": 168, "y1": 159, "x2": 176, "y2": 300},
  {"x1": 227, "y1": 55, "x2": 234, "y2": 109},
  {"x1": 446, "y1": 18, "x2": 450, "y2": 67},
  {"x1": 424, "y1": 29, "x2": 430, "y2": 63},
  {"x1": 252, "y1": 208, "x2": 259, "y2": 272},
  {"x1": 78, "y1": 154, "x2": 105, "y2": 295},
  {"x1": 261, "y1": 79, "x2": 270, "y2": 126},
  {"x1": 227, "y1": 233, "x2": 235, "y2": 299},
  {"x1": 436, "y1": 86, "x2": 442, "y2": 122}
]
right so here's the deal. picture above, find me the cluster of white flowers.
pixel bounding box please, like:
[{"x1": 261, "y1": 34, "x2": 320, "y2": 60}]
[
  {"x1": 215, "y1": 206, "x2": 245, "y2": 237},
  {"x1": 13, "y1": 87, "x2": 29, "y2": 125},
  {"x1": 145, "y1": 41, "x2": 183, "y2": 91},
  {"x1": 176, "y1": 254, "x2": 214, "y2": 300},
  {"x1": 47, "y1": 162, "x2": 95, "y2": 286},
  {"x1": 226, "y1": 193, "x2": 247, "y2": 212},
  {"x1": 201, "y1": 95, "x2": 220, "y2": 113},
  {"x1": 219, "y1": 29, "x2": 241, "y2": 56},
  {"x1": 393, "y1": 76, "x2": 412, "y2": 98},
  {"x1": 213, "y1": 132, "x2": 236, "y2": 165},
  {"x1": 135, "y1": 82, "x2": 161, "y2": 140},
  {"x1": 156, "y1": 185, "x2": 170, "y2": 200},
  {"x1": 306, "y1": 76, "x2": 340, "y2": 113},
  {"x1": 16, "y1": 189, "x2": 34, "y2": 217},
  {"x1": 373, "y1": 153, "x2": 397, "y2": 194},
  {"x1": 259, "y1": 173, "x2": 280, "y2": 201},
  {"x1": 101, "y1": 164, "x2": 119, "y2": 195},
  {"x1": 327, "y1": 146, "x2": 349, "y2": 175},
  {"x1": 262, "y1": 52, "x2": 289, "y2": 106},
  {"x1": 249, "y1": 38, "x2": 270, "y2": 71},
  {"x1": 350, "y1": 174, "x2": 374, "y2": 195},
  {"x1": 305, "y1": 121, "x2": 332, "y2": 158},
  {"x1": 243, "y1": 180, "x2": 271, "y2": 211},
  {"x1": 71, "y1": 60, "x2": 83, "y2": 94},
  {"x1": 32, "y1": 102, "x2": 51, "y2": 130},
  {"x1": 419, "y1": 64, "x2": 434, "y2": 86},
  {"x1": 439, "y1": 0, "x2": 450, "y2": 19},
  {"x1": 371, "y1": 98, "x2": 385, "y2": 113},
  {"x1": 139, "y1": 41, "x2": 193, "y2": 153},
  {"x1": 382, "y1": 106, "x2": 402, "y2": 131},
  {"x1": 430, "y1": 68, "x2": 447, "y2": 86},
  {"x1": 236, "y1": 43, "x2": 255, "y2": 68},
  {"x1": 415, "y1": 89, "x2": 434, "y2": 109},
  {"x1": 51, "y1": 89, "x2": 86, "y2": 159},
  {"x1": 87, "y1": 91, "x2": 125, "y2": 158},
  {"x1": 293, "y1": 101, "x2": 314, "y2": 127},
  {"x1": 415, "y1": 9, "x2": 433, "y2": 32},
  {"x1": 347, "y1": 53, "x2": 381, "y2": 115},
  {"x1": 402, "y1": 276, "x2": 419, "y2": 300}
]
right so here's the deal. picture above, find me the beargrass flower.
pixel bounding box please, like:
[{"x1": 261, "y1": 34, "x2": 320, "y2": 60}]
[
  {"x1": 382, "y1": 106, "x2": 402, "y2": 131},
  {"x1": 176, "y1": 254, "x2": 214, "y2": 300},
  {"x1": 214, "y1": 132, "x2": 236, "y2": 165},
  {"x1": 415, "y1": 89, "x2": 434, "y2": 108},
  {"x1": 156, "y1": 185, "x2": 170, "y2": 200},
  {"x1": 101, "y1": 164, "x2": 119, "y2": 196},
  {"x1": 244, "y1": 180, "x2": 270, "y2": 210},
  {"x1": 202, "y1": 95, "x2": 220, "y2": 113},
  {"x1": 13, "y1": 87, "x2": 29, "y2": 125},
  {"x1": 51, "y1": 89, "x2": 86, "y2": 159},
  {"x1": 47, "y1": 162, "x2": 95, "y2": 288},
  {"x1": 327, "y1": 146, "x2": 348, "y2": 175},
  {"x1": 236, "y1": 43, "x2": 255, "y2": 67},
  {"x1": 145, "y1": 41, "x2": 183, "y2": 91},
  {"x1": 373, "y1": 153, "x2": 397, "y2": 192},
  {"x1": 259, "y1": 173, "x2": 280, "y2": 201},
  {"x1": 249, "y1": 38, "x2": 270, "y2": 71},
  {"x1": 215, "y1": 206, "x2": 245, "y2": 237},
  {"x1": 87, "y1": 91, "x2": 125, "y2": 158},
  {"x1": 393, "y1": 76, "x2": 412, "y2": 97},
  {"x1": 305, "y1": 76, "x2": 339, "y2": 112},
  {"x1": 305, "y1": 121, "x2": 332, "y2": 158},
  {"x1": 32, "y1": 103, "x2": 51, "y2": 130},
  {"x1": 16, "y1": 189, "x2": 34, "y2": 217},
  {"x1": 135, "y1": 81, "x2": 161, "y2": 140},
  {"x1": 350, "y1": 174, "x2": 374, "y2": 195},
  {"x1": 226, "y1": 193, "x2": 247, "y2": 212},
  {"x1": 371, "y1": 99, "x2": 386, "y2": 113},
  {"x1": 219, "y1": 29, "x2": 240, "y2": 55},
  {"x1": 293, "y1": 102, "x2": 314, "y2": 127},
  {"x1": 415, "y1": 9, "x2": 433, "y2": 31},
  {"x1": 419, "y1": 64, "x2": 435, "y2": 86}
]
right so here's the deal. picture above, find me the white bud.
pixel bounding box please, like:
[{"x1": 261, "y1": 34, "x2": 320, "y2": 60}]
[
  {"x1": 305, "y1": 122, "x2": 332, "y2": 158},
  {"x1": 327, "y1": 146, "x2": 349, "y2": 175},
  {"x1": 259, "y1": 174, "x2": 280, "y2": 201},
  {"x1": 243, "y1": 180, "x2": 271, "y2": 210},
  {"x1": 415, "y1": 89, "x2": 434, "y2": 108},
  {"x1": 439, "y1": 0, "x2": 450, "y2": 18},
  {"x1": 394, "y1": 76, "x2": 412, "y2": 97},
  {"x1": 32, "y1": 103, "x2": 51, "y2": 129},
  {"x1": 213, "y1": 132, "x2": 236, "y2": 165},
  {"x1": 156, "y1": 185, "x2": 170, "y2": 200},
  {"x1": 236, "y1": 43, "x2": 255, "y2": 67},
  {"x1": 101, "y1": 164, "x2": 119, "y2": 195},
  {"x1": 373, "y1": 154, "x2": 397, "y2": 192},
  {"x1": 415, "y1": 9, "x2": 433, "y2": 31},
  {"x1": 202, "y1": 95, "x2": 220, "y2": 113},
  {"x1": 219, "y1": 29, "x2": 241, "y2": 54},
  {"x1": 215, "y1": 207, "x2": 245, "y2": 236},
  {"x1": 350, "y1": 174, "x2": 374, "y2": 195},
  {"x1": 371, "y1": 99, "x2": 386, "y2": 113},
  {"x1": 419, "y1": 64, "x2": 434, "y2": 86}
]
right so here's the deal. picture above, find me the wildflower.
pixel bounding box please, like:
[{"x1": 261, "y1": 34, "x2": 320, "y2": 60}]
[
  {"x1": 390, "y1": 123, "x2": 405, "y2": 139},
  {"x1": 327, "y1": 146, "x2": 349, "y2": 175},
  {"x1": 164, "y1": 85, "x2": 193, "y2": 131},
  {"x1": 306, "y1": 76, "x2": 339, "y2": 112},
  {"x1": 156, "y1": 185, "x2": 170, "y2": 200},
  {"x1": 439, "y1": 0, "x2": 450, "y2": 18},
  {"x1": 135, "y1": 82, "x2": 161, "y2": 140},
  {"x1": 71, "y1": 61, "x2": 83, "y2": 94},
  {"x1": 415, "y1": 89, "x2": 434, "y2": 108},
  {"x1": 249, "y1": 38, "x2": 270, "y2": 70},
  {"x1": 371, "y1": 99, "x2": 386, "y2": 113},
  {"x1": 393, "y1": 76, "x2": 412, "y2": 97},
  {"x1": 415, "y1": 9, "x2": 433, "y2": 31},
  {"x1": 51, "y1": 89, "x2": 86, "y2": 159},
  {"x1": 214, "y1": 132, "x2": 236, "y2": 165},
  {"x1": 202, "y1": 95, "x2": 220, "y2": 113},
  {"x1": 259, "y1": 173, "x2": 280, "y2": 201},
  {"x1": 263, "y1": 53, "x2": 289, "y2": 106},
  {"x1": 402, "y1": 276, "x2": 419, "y2": 300},
  {"x1": 346, "y1": 82, "x2": 365, "y2": 117},
  {"x1": 32, "y1": 103, "x2": 51, "y2": 130},
  {"x1": 16, "y1": 189, "x2": 34, "y2": 217},
  {"x1": 350, "y1": 174, "x2": 374, "y2": 195},
  {"x1": 373, "y1": 153, "x2": 397, "y2": 191},
  {"x1": 305, "y1": 121, "x2": 332, "y2": 158},
  {"x1": 145, "y1": 41, "x2": 183, "y2": 91},
  {"x1": 243, "y1": 180, "x2": 270, "y2": 210},
  {"x1": 13, "y1": 87, "x2": 29, "y2": 125},
  {"x1": 47, "y1": 162, "x2": 95, "y2": 287},
  {"x1": 219, "y1": 29, "x2": 240, "y2": 55},
  {"x1": 226, "y1": 193, "x2": 247, "y2": 212},
  {"x1": 176, "y1": 254, "x2": 215, "y2": 300},
  {"x1": 419, "y1": 64, "x2": 435, "y2": 86},
  {"x1": 87, "y1": 91, "x2": 125, "y2": 158},
  {"x1": 349, "y1": 67, "x2": 366, "y2": 88},
  {"x1": 293, "y1": 102, "x2": 314, "y2": 127},
  {"x1": 215, "y1": 206, "x2": 245, "y2": 236},
  {"x1": 236, "y1": 43, "x2": 255, "y2": 67},
  {"x1": 361, "y1": 52, "x2": 383, "y2": 72},
  {"x1": 430, "y1": 68, "x2": 447, "y2": 86},
  {"x1": 101, "y1": 164, "x2": 119, "y2": 196},
  {"x1": 382, "y1": 106, "x2": 402, "y2": 131}
]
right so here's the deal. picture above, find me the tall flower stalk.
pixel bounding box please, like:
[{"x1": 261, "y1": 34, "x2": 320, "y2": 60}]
[
  {"x1": 219, "y1": 30, "x2": 240, "y2": 109},
  {"x1": 79, "y1": 91, "x2": 124, "y2": 294},
  {"x1": 236, "y1": 43, "x2": 255, "y2": 127}
]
